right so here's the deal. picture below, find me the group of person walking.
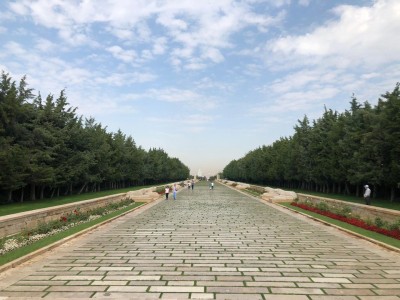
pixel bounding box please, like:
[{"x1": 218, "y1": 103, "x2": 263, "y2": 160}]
[
  {"x1": 164, "y1": 184, "x2": 177, "y2": 200},
  {"x1": 165, "y1": 180, "x2": 195, "y2": 200},
  {"x1": 164, "y1": 180, "x2": 216, "y2": 200},
  {"x1": 187, "y1": 180, "x2": 194, "y2": 190}
]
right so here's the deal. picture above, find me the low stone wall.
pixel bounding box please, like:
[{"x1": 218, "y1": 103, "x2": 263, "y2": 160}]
[
  {"x1": 0, "y1": 193, "x2": 130, "y2": 238},
  {"x1": 297, "y1": 193, "x2": 400, "y2": 224},
  {"x1": 0, "y1": 181, "x2": 190, "y2": 238},
  {"x1": 219, "y1": 180, "x2": 297, "y2": 202},
  {"x1": 249, "y1": 185, "x2": 265, "y2": 194},
  {"x1": 219, "y1": 180, "x2": 400, "y2": 224}
]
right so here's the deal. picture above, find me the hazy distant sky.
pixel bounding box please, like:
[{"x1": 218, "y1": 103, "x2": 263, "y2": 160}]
[{"x1": 1, "y1": 0, "x2": 399, "y2": 176}]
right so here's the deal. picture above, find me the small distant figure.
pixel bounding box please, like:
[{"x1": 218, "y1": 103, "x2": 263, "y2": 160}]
[
  {"x1": 173, "y1": 184, "x2": 177, "y2": 200},
  {"x1": 211, "y1": 182, "x2": 214, "y2": 190},
  {"x1": 191, "y1": 180, "x2": 194, "y2": 190},
  {"x1": 187, "y1": 182, "x2": 191, "y2": 190},
  {"x1": 364, "y1": 185, "x2": 371, "y2": 205},
  {"x1": 165, "y1": 186, "x2": 170, "y2": 200}
]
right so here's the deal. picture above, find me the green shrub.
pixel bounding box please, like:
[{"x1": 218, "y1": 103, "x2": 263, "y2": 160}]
[
  {"x1": 338, "y1": 206, "x2": 352, "y2": 217},
  {"x1": 388, "y1": 219, "x2": 400, "y2": 231},
  {"x1": 316, "y1": 201, "x2": 329, "y2": 212},
  {"x1": 0, "y1": 237, "x2": 5, "y2": 249},
  {"x1": 365, "y1": 218, "x2": 373, "y2": 226},
  {"x1": 90, "y1": 206, "x2": 106, "y2": 216},
  {"x1": 155, "y1": 186, "x2": 165, "y2": 194},
  {"x1": 36, "y1": 221, "x2": 53, "y2": 235},
  {"x1": 374, "y1": 217, "x2": 386, "y2": 229}
]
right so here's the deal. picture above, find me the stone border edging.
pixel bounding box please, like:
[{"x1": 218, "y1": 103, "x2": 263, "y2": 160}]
[
  {"x1": 218, "y1": 180, "x2": 400, "y2": 253},
  {"x1": 0, "y1": 193, "x2": 127, "y2": 238},
  {"x1": 1, "y1": 182, "x2": 185, "y2": 238},
  {"x1": 0, "y1": 202, "x2": 150, "y2": 274}
]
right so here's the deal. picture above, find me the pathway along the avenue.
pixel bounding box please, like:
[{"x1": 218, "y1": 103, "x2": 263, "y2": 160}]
[{"x1": 0, "y1": 181, "x2": 399, "y2": 299}]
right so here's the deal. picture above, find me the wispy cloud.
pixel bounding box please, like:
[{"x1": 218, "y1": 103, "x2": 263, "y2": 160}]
[
  {"x1": 147, "y1": 88, "x2": 219, "y2": 110},
  {"x1": 266, "y1": 0, "x2": 400, "y2": 68},
  {"x1": 8, "y1": 0, "x2": 284, "y2": 69},
  {"x1": 147, "y1": 114, "x2": 215, "y2": 133},
  {"x1": 106, "y1": 45, "x2": 137, "y2": 64}
]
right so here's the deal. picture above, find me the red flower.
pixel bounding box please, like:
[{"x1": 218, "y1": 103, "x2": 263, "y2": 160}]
[{"x1": 291, "y1": 202, "x2": 400, "y2": 240}]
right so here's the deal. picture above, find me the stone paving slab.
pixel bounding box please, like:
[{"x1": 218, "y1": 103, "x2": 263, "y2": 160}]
[{"x1": 0, "y1": 182, "x2": 399, "y2": 299}]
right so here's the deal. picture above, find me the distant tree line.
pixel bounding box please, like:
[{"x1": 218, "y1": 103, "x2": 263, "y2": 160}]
[
  {"x1": 0, "y1": 72, "x2": 190, "y2": 203},
  {"x1": 223, "y1": 84, "x2": 400, "y2": 201}
]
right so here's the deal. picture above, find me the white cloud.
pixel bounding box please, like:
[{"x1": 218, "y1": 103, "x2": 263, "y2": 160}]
[
  {"x1": 94, "y1": 72, "x2": 156, "y2": 86},
  {"x1": 298, "y1": 0, "x2": 311, "y2": 7},
  {"x1": 108, "y1": 27, "x2": 133, "y2": 40},
  {"x1": 147, "y1": 113, "x2": 214, "y2": 133},
  {"x1": 34, "y1": 38, "x2": 57, "y2": 52},
  {"x1": 250, "y1": 86, "x2": 339, "y2": 124},
  {"x1": 8, "y1": 0, "x2": 283, "y2": 68},
  {"x1": 152, "y1": 37, "x2": 167, "y2": 55},
  {"x1": 126, "y1": 88, "x2": 219, "y2": 110},
  {"x1": 250, "y1": 0, "x2": 400, "y2": 131},
  {"x1": 149, "y1": 88, "x2": 203, "y2": 104},
  {"x1": 265, "y1": 69, "x2": 342, "y2": 94},
  {"x1": 195, "y1": 77, "x2": 233, "y2": 92},
  {"x1": 267, "y1": 0, "x2": 400, "y2": 69},
  {"x1": 201, "y1": 48, "x2": 224, "y2": 63},
  {"x1": 106, "y1": 45, "x2": 137, "y2": 63},
  {"x1": 272, "y1": 87, "x2": 339, "y2": 112},
  {"x1": 252, "y1": 0, "x2": 290, "y2": 7}
]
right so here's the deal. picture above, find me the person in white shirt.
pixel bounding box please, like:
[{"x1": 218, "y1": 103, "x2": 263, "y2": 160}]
[
  {"x1": 364, "y1": 185, "x2": 371, "y2": 205},
  {"x1": 165, "y1": 186, "x2": 170, "y2": 200}
]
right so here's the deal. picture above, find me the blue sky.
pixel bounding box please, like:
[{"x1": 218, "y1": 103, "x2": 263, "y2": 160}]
[{"x1": 1, "y1": 0, "x2": 399, "y2": 177}]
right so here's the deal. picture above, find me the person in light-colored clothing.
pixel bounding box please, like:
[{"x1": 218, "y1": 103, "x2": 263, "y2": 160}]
[
  {"x1": 364, "y1": 185, "x2": 371, "y2": 205},
  {"x1": 173, "y1": 184, "x2": 177, "y2": 200},
  {"x1": 165, "y1": 186, "x2": 170, "y2": 200}
]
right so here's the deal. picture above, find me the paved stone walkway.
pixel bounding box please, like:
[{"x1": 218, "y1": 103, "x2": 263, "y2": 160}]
[{"x1": 0, "y1": 182, "x2": 399, "y2": 300}]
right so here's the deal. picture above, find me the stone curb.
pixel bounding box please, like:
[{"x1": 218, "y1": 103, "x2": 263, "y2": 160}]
[
  {"x1": 0, "y1": 201, "x2": 151, "y2": 274},
  {"x1": 218, "y1": 181, "x2": 400, "y2": 254}
]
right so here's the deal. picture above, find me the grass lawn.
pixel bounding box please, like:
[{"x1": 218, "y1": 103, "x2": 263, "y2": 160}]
[
  {"x1": 0, "y1": 185, "x2": 157, "y2": 217},
  {"x1": 0, "y1": 202, "x2": 144, "y2": 267},
  {"x1": 279, "y1": 202, "x2": 400, "y2": 249},
  {"x1": 292, "y1": 189, "x2": 400, "y2": 211},
  {"x1": 242, "y1": 189, "x2": 263, "y2": 197}
]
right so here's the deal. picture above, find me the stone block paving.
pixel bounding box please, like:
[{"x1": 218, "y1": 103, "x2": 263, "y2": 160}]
[{"x1": 0, "y1": 182, "x2": 399, "y2": 299}]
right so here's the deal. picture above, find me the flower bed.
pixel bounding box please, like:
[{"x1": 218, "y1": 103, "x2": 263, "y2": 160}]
[
  {"x1": 291, "y1": 202, "x2": 400, "y2": 240},
  {"x1": 0, "y1": 198, "x2": 135, "y2": 255}
]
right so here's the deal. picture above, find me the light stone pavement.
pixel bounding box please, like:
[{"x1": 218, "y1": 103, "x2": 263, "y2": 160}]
[{"x1": 0, "y1": 181, "x2": 399, "y2": 300}]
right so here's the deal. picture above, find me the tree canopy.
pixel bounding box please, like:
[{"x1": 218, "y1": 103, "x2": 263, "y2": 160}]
[
  {"x1": 0, "y1": 72, "x2": 190, "y2": 203},
  {"x1": 223, "y1": 84, "x2": 400, "y2": 201}
]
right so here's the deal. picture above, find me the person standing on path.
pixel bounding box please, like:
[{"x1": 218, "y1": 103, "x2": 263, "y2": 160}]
[
  {"x1": 191, "y1": 180, "x2": 194, "y2": 190},
  {"x1": 173, "y1": 184, "x2": 177, "y2": 200},
  {"x1": 211, "y1": 181, "x2": 214, "y2": 190},
  {"x1": 165, "y1": 186, "x2": 170, "y2": 200},
  {"x1": 364, "y1": 185, "x2": 371, "y2": 205}
]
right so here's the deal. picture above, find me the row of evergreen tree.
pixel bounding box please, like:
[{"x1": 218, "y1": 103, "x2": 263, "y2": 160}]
[
  {"x1": 223, "y1": 84, "x2": 400, "y2": 201},
  {"x1": 0, "y1": 72, "x2": 190, "y2": 203}
]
